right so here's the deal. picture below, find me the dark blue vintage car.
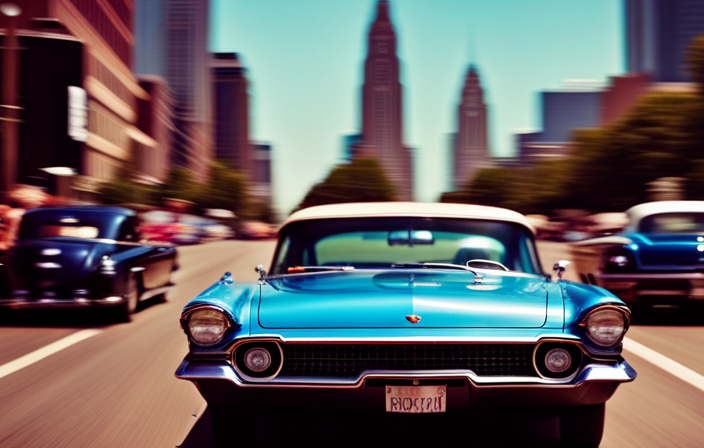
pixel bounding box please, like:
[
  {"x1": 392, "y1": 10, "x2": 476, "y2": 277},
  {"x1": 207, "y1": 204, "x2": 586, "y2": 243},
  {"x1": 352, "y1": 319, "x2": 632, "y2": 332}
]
[
  {"x1": 176, "y1": 202, "x2": 635, "y2": 447},
  {"x1": 572, "y1": 201, "x2": 704, "y2": 310},
  {"x1": 0, "y1": 206, "x2": 178, "y2": 321}
]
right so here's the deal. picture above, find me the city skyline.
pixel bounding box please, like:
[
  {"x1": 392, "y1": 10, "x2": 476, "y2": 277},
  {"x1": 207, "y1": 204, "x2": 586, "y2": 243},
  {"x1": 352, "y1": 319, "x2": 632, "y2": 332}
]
[{"x1": 211, "y1": 0, "x2": 623, "y2": 214}]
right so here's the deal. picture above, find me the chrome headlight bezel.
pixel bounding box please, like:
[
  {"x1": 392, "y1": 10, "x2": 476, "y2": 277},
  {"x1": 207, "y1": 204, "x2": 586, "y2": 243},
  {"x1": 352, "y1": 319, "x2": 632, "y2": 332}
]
[
  {"x1": 233, "y1": 340, "x2": 284, "y2": 381},
  {"x1": 580, "y1": 306, "x2": 630, "y2": 349},
  {"x1": 181, "y1": 305, "x2": 233, "y2": 347}
]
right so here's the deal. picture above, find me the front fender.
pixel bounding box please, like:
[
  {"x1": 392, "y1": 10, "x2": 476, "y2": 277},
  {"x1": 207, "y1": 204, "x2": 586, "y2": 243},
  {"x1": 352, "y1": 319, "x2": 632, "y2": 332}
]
[{"x1": 184, "y1": 280, "x2": 259, "y2": 339}]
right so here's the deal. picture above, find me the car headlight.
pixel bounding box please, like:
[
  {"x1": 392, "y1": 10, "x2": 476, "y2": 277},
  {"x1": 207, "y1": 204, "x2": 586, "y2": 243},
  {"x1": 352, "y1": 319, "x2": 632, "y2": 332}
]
[
  {"x1": 584, "y1": 308, "x2": 627, "y2": 347},
  {"x1": 187, "y1": 308, "x2": 231, "y2": 346},
  {"x1": 604, "y1": 250, "x2": 633, "y2": 273},
  {"x1": 233, "y1": 341, "x2": 283, "y2": 381},
  {"x1": 244, "y1": 347, "x2": 272, "y2": 372},
  {"x1": 545, "y1": 348, "x2": 571, "y2": 373},
  {"x1": 534, "y1": 342, "x2": 582, "y2": 379}
]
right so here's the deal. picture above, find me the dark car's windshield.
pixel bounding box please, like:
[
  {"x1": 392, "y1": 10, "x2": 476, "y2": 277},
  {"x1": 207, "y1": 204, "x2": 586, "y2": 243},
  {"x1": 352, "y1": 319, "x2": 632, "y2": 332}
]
[
  {"x1": 18, "y1": 212, "x2": 125, "y2": 241},
  {"x1": 270, "y1": 217, "x2": 542, "y2": 275},
  {"x1": 638, "y1": 212, "x2": 704, "y2": 234}
]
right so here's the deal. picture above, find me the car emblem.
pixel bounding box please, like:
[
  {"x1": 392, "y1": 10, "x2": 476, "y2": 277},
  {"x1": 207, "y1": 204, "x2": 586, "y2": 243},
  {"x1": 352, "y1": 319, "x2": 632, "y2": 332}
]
[{"x1": 406, "y1": 314, "x2": 422, "y2": 324}]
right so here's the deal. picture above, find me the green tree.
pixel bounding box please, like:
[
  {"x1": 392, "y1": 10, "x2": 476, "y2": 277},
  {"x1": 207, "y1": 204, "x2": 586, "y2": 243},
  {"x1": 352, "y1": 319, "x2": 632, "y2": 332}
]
[
  {"x1": 160, "y1": 167, "x2": 198, "y2": 203},
  {"x1": 295, "y1": 158, "x2": 396, "y2": 211},
  {"x1": 195, "y1": 162, "x2": 248, "y2": 213},
  {"x1": 96, "y1": 167, "x2": 157, "y2": 207}
]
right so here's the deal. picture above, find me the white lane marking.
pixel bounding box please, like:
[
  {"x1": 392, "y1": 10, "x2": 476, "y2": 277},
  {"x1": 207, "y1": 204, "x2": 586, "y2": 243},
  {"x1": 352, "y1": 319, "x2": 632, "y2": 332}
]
[
  {"x1": 623, "y1": 337, "x2": 704, "y2": 393},
  {"x1": 0, "y1": 329, "x2": 102, "y2": 381}
]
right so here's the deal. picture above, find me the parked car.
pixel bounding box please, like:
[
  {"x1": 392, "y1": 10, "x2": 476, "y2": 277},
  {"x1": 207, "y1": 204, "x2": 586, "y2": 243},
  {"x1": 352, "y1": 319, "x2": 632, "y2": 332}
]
[
  {"x1": 572, "y1": 200, "x2": 704, "y2": 310},
  {"x1": 235, "y1": 220, "x2": 276, "y2": 239},
  {"x1": 0, "y1": 206, "x2": 178, "y2": 321},
  {"x1": 176, "y1": 202, "x2": 635, "y2": 447},
  {"x1": 140, "y1": 211, "x2": 233, "y2": 245}
]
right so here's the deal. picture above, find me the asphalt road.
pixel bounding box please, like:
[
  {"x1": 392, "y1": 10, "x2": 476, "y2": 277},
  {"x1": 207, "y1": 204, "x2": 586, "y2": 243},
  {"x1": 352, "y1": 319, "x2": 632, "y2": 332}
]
[{"x1": 0, "y1": 240, "x2": 702, "y2": 447}]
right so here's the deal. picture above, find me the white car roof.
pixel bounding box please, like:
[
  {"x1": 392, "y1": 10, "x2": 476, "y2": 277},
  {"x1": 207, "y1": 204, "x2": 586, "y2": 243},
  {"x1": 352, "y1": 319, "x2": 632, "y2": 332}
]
[
  {"x1": 284, "y1": 202, "x2": 535, "y2": 233},
  {"x1": 625, "y1": 200, "x2": 704, "y2": 231}
]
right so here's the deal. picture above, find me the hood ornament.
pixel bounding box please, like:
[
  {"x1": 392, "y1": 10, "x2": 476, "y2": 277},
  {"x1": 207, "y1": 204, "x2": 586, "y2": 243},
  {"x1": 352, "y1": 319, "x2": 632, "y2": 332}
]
[{"x1": 406, "y1": 314, "x2": 422, "y2": 324}]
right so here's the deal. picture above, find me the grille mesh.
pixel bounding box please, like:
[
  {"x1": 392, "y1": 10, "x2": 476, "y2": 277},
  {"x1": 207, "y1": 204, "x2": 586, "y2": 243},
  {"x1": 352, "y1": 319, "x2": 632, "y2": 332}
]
[{"x1": 280, "y1": 343, "x2": 536, "y2": 378}]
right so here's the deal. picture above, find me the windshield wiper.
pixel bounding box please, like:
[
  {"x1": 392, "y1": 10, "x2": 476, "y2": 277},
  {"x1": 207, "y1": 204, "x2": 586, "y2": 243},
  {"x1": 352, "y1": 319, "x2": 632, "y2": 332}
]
[
  {"x1": 286, "y1": 266, "x2": 355, "y2": 273},
  {"x1": 391, "y1": 262, "x2": 479, "y2": 272}
]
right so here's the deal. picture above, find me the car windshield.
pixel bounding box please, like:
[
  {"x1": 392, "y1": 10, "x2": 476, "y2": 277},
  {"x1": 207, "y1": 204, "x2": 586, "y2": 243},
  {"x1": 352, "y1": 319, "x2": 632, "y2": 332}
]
[
  {"x1": 638, "y1": 212, "x2": 704, "y2": 234},
  {"x1": 270, "y1": 217, "x2": 542, "y2": 275}
]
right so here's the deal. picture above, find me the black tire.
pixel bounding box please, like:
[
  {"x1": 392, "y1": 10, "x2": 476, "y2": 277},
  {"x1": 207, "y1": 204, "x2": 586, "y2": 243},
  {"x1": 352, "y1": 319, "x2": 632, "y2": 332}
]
[
  {"x1": 116, "y1": 274, "x2": 139, "y2": 323},
  {"x1": 560, "y1": 403, "x2": 605, "y2": 448}
]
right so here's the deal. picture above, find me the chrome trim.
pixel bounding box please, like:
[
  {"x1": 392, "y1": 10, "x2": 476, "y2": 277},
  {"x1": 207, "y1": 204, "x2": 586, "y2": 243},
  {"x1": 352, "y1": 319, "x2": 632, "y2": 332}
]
[
  {"x1": 600, "y1": 272, "x2": 704, "y2": 280},
  {"x1": 130, "y1": 266, "x2": 146, "y2": 272},
  {"x1": 0, "y1": 296, "x2": 126, "y2": 308},
  {"x1": 232, "y1": 341, "x2": 284, "y2": 382},
  {"x1": 34, "y1": 262, "x2": 61, "y2": 269},
  {"x1": 40, "y1": 248, "x2": 61, "y2": 256},
  {"x1": 532, "y1": 339, "x2": 583, "y2": 381},
  {"x1": 180, "y1": 304, "x2": 235, "y2": 345},
  {"x1": 176, "y1": 359, "x2": 636, "y2": 388}
]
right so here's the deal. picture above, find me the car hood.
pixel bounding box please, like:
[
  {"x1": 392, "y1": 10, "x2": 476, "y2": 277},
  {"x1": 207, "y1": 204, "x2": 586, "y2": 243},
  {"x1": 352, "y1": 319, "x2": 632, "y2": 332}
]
[
  {"x1": 258, "y1": 270, "x2": 552, "y2": 329},
  {"x1": 630, "y1": 233, "x2": 704, "y2": 266}
]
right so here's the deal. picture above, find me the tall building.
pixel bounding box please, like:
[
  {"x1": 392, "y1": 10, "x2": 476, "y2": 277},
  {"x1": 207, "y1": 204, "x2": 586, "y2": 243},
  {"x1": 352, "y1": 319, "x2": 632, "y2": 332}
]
[
  {"x1": 211, "y1": 53, "x2": 251, "y2": 177},
  {"x1": 0, "y1": 0, "x2": 154, "y2": 200},
  {"x1": 136, "y1": 76, "x2": 174, "y2": 183},
  {"x1": 453, "y1": 65, "x2": 489, "y2": 190},
  {"x1": 626, "y1": 0, "x2": 704, "y2": 82},
  {"x1": 166, "y1": 0, "x2": 212, "y2": 181},
  {"x1": 251, "y1": 142, "x2": 272, "y2": 203},
  {"x1": 517, "y1": 82, "x2": 603, "y2": 162},
  {"x1": 134, "y1": 0, "x2": 167, "y2": 78},
  {"x1": 360, "y1": 0, "x2": 413, "y2": 200}
]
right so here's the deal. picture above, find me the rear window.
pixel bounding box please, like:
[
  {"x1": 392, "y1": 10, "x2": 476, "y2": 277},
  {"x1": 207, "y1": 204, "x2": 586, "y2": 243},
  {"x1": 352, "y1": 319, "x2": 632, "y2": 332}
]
[
  {"x1": 18, "y1": 212, "x2": 122, "y2": 240},
  {"x1": 638, "y1": 213, "x2": 704, "y2": 234}
]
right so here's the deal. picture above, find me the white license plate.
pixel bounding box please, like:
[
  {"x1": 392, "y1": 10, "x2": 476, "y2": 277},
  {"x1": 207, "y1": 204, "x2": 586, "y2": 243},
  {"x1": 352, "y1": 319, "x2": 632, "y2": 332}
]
[{"x1": 385, "y1": 385, "x2": 447, "y2": 413}]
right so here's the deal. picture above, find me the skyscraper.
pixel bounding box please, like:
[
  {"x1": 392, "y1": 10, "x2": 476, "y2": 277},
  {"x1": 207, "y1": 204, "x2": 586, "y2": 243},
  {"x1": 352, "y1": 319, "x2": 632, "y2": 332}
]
[
  {"x1": 166, "y1": 0, "x2": 213, "y2": 181},
  {"x1": 361, "y1": 0, "x2": 413, "y2": 200},
  {"x1": 134, "y1": 0, "x2": 167, "y2": 78},
  {"x1": 453, "y1": 65, "x2": 489, "y2": 190},
  {"x1": 211, "y1": 53, "x2": 251, "y2": 177},
  {"x1": 626, "y1": 0, "x2": 704, "y2": 82}
]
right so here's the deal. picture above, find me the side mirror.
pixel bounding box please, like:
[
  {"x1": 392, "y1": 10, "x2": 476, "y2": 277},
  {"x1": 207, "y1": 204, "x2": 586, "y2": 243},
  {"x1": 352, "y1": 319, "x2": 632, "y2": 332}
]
[{"x1": 552, "y1": 260, "x2": 570, "y2": 280}]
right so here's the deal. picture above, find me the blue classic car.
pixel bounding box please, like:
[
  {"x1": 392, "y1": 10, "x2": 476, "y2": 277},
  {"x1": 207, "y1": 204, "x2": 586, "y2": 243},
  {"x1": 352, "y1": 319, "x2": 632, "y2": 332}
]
[
  {"x1": 0, "y1": 206, "x2": 178, "y2": 321},
  {"x1": 571, "y1": 201, "x2": 704, "y2": 310},
  {"x1": 176, "y1": 202, "x2": 635, "y2": 447}
]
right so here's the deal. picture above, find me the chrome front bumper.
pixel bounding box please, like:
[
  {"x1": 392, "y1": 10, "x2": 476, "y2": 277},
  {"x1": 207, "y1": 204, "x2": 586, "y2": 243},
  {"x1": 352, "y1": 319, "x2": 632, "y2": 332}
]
[
  {"x1": 176, "y1": 358, "x2": 636, "y2": 408},
  {"x1": 0, "y1": 295, "x2": 126, "y2": 309}
]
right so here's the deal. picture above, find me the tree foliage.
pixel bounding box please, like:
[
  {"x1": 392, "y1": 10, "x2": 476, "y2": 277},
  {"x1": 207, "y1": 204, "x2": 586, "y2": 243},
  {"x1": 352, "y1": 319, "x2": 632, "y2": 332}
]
[
  {"x1": 193, "y1": 162, "x2": 248, "y2": 213},
  {"x1": 295, "y1": 158, "x2": 396, "y2": 212}
]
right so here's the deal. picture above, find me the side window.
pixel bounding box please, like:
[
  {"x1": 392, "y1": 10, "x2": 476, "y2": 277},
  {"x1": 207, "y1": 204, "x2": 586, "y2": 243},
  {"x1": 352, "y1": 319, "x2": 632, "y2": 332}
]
[{"x1": 118, "y1": 217, "x2": 141, "y2": 242}]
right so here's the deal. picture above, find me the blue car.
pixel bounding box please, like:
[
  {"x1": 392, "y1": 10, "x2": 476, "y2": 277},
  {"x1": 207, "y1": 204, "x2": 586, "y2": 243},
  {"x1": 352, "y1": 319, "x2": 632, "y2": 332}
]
[
  {"x1": 572, "y1": 200, "x2": 704, "y2": 310},
  {"x1": 176, "y1": 202, "x2": 635, "y2": 447}
]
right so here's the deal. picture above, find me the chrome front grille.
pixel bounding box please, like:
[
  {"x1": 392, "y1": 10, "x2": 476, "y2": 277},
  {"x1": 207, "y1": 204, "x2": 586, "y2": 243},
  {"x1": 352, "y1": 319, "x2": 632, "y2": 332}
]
[{"x1": 280, "y1": 343, "x2": 537, "y2": 378}]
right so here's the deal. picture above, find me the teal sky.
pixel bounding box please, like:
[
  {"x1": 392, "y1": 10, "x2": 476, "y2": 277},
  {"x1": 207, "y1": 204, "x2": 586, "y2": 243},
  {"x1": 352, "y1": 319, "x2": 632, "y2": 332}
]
[{"x1": 211, "y1": 0, "x2": 623, "y2": 215}]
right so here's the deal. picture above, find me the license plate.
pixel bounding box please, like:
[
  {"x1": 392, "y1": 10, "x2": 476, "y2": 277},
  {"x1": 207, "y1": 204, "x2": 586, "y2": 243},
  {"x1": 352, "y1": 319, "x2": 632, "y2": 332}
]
[{"x1": 385, "y1": 385, "x2": 446, "y2": 413}]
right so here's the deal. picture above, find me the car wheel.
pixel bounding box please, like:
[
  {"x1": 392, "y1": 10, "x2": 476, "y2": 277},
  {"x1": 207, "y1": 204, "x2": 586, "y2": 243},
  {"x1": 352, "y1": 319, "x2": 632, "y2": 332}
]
[
  {"x1": 209, "y1": 405, "x2": 266, "y2": 446},
  {"x1": 116, "y1": 274, "x2": 139, "y2": 323},
  {"x1": 559, "y1": 403, "x2": 605, "y2": 448}
]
